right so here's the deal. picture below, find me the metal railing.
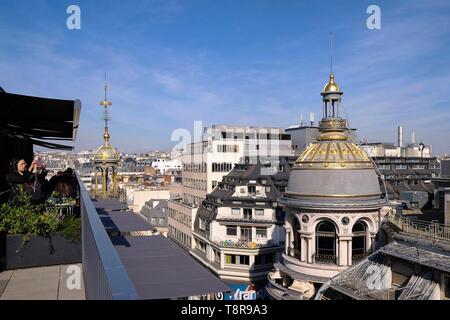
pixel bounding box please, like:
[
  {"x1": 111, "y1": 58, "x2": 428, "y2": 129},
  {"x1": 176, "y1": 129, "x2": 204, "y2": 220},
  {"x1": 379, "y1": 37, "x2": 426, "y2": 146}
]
[
  {"x1": 78, "y1": 175, "x2": 139, "y2": 300},
  {"x1": 212, "y1": 239, "x2": 274, "y2": 249},
  {"x1": 314, "y1": 253, "x2": 337, "y2": 265},
  {"x1": 387, "y1": 214, "x2": 450, "y2": 241},
  {"x1": 218, "y1": 215, "x2": 275, "y2": 223}
]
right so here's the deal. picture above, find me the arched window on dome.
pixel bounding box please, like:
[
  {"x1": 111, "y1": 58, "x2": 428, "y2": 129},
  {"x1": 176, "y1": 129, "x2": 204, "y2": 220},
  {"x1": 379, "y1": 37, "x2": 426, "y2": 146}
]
[
  {"x1": 315, "y1": 221, "x2": 337, "y2": 265},
  {"x1": 352, "y1": 221, "x2": 368, "y2": 263}
]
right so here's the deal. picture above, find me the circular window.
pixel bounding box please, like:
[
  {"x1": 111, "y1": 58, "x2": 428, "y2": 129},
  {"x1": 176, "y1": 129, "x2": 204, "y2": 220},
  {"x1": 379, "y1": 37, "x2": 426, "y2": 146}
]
[
  {"x1": 301, "y1": 215, "x2": 309, "y2": 224},
  {"x1": 341, "y1": 217, "x2": 350, "y2": 225}
]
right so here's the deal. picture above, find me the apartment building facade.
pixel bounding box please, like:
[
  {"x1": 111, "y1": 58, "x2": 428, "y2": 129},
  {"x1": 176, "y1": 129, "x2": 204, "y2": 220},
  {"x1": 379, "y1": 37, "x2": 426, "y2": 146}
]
[{"x1": 168, "y1": 125, "x2": 293, "y2": 251}]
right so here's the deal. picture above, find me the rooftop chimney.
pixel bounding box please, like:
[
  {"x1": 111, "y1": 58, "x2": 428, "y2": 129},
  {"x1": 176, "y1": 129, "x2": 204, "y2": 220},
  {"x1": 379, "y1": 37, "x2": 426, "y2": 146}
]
[{"x1": 398, "y1": 125, "x2": 404, "y2": 147}]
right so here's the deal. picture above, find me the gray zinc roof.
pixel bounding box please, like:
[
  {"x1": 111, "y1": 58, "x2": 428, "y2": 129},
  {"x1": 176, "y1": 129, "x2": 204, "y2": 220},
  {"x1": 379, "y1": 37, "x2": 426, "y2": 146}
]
[{"x1": 111, "y1": 235, "x2": 230, "y2": 299}]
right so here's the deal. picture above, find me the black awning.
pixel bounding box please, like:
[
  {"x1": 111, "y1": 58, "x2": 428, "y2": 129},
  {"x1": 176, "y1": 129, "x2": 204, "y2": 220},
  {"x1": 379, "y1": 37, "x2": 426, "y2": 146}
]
[{"x1": 0, "y1": 91, "x2": 81, "y2": 149}]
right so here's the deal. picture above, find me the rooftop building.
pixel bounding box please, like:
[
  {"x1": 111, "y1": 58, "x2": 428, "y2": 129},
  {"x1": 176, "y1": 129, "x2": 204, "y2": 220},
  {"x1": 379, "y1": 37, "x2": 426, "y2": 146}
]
[
  {"x1": 191, "y1": 156, "x2": 296, "y2": 282},
  {"x1": 266, "y1": 70, "x2": 391, "y2": 300},
  {"x1": 168, "y1": 124, "x2": 293, "y2": 251}
]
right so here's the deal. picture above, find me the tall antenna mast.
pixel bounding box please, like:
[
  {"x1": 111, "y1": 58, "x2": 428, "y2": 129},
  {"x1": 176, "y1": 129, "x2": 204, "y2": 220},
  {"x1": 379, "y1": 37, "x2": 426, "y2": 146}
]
[{"x1": 329, "y1": 32, "x2": 333, "y2": 75}]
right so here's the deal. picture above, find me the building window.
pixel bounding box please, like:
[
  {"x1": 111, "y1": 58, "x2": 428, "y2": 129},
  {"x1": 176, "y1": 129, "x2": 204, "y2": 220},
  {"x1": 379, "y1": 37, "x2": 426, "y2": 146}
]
[
  {"x1": 217, "y1": 145, "x2": 239, "y2": 153},
  {"x1": 225, "y1": 254, "x2": 237, "y2": 264},
  {"x1": 241, "y1": 227, "x2": 252, "y2": 242},
  {"x1": 265, "y1": 186, "x2": 271, "y2": 192},
  {"x1": 151, "y1": 218, "x2": 156, "y2": 225},
  {"x1": 255, "y1": 254, "x2": 273, "y2": 265},
  {"x1": 159, "y1": 218, "x2": 165, "y2": 225},
  {"x1": 199, "y1": 218, "x2": 206, "y2": 231},
  {"x1": 243, "y1": 208, "x2": 252, "y2": 220},
  {"x1": 240, "y1": 255, "x2": 250, "y2": 265},
  {"x1": 232, "y1": 208, "x2": 240, "y2": 215},
  {"x1": 227, "y1": 226, "x2": 237, "y2": 236},
  {"x1": 256, "y1": 228, "x2": 267, "y2": 238},
  {"x1": 255, "y1": 208, "x2": 264, "y2": 216}
]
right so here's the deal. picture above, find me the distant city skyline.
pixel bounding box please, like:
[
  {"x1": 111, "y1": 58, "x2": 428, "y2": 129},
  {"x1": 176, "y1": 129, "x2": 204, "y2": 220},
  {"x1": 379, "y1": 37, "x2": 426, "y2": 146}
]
[{"x1": 1, "y1": 0, "x2": 449, "y2": 155}]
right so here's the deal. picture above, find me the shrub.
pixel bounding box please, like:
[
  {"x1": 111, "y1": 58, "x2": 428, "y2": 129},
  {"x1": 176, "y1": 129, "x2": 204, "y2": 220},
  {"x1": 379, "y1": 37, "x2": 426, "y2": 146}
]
[{"x1": 0, "y1": 187, "x2": 80, "y2": 244}]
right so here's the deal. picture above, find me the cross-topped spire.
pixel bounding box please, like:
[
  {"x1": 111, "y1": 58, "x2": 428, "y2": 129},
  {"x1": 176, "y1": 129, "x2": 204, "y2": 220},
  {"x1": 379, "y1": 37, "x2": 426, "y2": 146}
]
[{"x1": 100, "y1": 73, "x2": 112, "y2": 145}]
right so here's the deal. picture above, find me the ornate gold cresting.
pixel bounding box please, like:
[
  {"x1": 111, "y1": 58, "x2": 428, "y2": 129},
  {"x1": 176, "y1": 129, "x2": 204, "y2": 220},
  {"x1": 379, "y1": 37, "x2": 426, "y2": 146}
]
[{"x1": 294, "y1": 35, "x2": 373, "y2": 170}]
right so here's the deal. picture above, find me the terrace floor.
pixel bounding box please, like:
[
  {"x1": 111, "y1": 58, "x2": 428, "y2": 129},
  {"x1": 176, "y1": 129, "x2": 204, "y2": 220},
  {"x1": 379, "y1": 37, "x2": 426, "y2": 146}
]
[{"x1": 0, "y1": 264, "x2": 85, "y2": 300}]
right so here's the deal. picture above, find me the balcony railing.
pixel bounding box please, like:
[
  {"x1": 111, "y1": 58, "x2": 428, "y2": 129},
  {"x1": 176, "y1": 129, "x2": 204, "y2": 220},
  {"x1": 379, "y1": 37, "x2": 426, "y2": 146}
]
[
  {"x1": 212, "y1": 239, "x2": 274, "y2": 249},
  {"x1": 387, "y1": 214, "x2": 450, "y2": 241},
  {"x1": 313, "y1": 253, "x2": 337, "y2": 265},
  {"x1": 78, "y1": 175, "x2": 139, "y2": 300},
  {"x1": 218, "y1": 215, "x2": 275, "y2": 223}
]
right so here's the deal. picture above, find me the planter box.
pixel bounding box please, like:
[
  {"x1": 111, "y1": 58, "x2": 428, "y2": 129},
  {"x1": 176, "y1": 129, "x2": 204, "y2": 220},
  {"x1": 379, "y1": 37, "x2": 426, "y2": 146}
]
[{"x1": 3, "y1": 233, "x2": 81, "y2": 270}]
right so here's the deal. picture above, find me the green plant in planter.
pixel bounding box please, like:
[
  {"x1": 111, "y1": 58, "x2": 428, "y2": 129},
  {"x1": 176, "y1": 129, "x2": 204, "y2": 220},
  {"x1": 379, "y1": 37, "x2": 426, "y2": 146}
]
[
  {"x1": 58, "y1": 215, "x2": 81, "y2": 242},
  {"x1": 0, "y1": 187, "x2": 80, "y2": 246}
]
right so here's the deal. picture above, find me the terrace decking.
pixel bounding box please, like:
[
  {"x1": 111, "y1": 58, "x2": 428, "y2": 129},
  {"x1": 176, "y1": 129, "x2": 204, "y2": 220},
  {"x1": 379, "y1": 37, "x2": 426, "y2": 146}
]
[{"x1": 0, "y1": 264, "x2": 85, "y2": 300}]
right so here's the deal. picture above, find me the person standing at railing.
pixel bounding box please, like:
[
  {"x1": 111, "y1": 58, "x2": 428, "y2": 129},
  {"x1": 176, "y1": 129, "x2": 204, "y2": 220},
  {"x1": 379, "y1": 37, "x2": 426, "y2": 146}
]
[{"x1": 6, "y1": 157, "x2": 48, "y2": 206}]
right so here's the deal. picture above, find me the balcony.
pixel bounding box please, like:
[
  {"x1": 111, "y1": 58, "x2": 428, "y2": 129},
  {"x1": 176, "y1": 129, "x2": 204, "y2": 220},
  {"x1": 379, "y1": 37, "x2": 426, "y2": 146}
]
[
  {"x1": 314, "y1": 254, "x2": 337, "y2": 265},
  {"x1": 217, "y1": 215, "x2": 275, "y2": 224},
  {"x1": 212, "y1": 239, "x2": 275, "y2": 249}
]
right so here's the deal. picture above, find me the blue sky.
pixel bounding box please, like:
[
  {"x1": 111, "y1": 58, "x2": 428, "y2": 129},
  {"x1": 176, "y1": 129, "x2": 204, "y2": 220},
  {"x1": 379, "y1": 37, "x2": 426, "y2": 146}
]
[{"x1": 1, "y1": 0, "x2": 449, "y2": 155}]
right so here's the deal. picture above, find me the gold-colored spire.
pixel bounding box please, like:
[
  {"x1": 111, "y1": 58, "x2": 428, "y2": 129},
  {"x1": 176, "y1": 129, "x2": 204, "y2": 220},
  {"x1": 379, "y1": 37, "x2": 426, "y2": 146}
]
[
  {"x1": 100, "y1": 73, "x2": 112, "y2": 145},
  {"x1": 292, "y1": 36, "x2": 373, "y2": 171}
]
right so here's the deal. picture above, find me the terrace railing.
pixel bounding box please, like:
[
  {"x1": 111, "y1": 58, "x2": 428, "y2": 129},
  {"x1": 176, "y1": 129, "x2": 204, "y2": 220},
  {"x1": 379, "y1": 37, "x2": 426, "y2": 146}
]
[
  {"x1": 387, "y1": 214, "x2": 450, "y2": 241},
  {"x1": 78, "y1": 175, "x2": 139, "y2": 300}
]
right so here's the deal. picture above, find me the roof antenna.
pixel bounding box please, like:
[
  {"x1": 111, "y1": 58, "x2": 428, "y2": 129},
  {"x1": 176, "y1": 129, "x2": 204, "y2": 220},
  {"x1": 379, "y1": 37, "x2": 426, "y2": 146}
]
[
  {"x1": 104, "y1": 72, "x2": 108, "y2": 101},
  {"x1": 329, "y1": 32, "x2": 333, "y2": 75}
]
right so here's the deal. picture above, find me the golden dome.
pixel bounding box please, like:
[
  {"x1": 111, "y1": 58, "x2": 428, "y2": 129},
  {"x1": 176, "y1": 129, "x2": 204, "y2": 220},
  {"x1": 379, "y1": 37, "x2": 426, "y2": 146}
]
[
  {"x1": 93, "y1": 144, "x2": 120, "y2": 163},
  {"x1": 294, "y1": 141, "x2": 373, "y2": 170},
  {"x1": 323, "y1": 74, "x2": 341, "y2": 92}
]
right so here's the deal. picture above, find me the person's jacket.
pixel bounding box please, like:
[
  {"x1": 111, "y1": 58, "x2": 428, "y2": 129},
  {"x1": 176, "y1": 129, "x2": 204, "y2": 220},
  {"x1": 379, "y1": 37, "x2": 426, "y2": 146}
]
[{"x1": 6, "y1": 171, "x2": 41, "y2": 205}]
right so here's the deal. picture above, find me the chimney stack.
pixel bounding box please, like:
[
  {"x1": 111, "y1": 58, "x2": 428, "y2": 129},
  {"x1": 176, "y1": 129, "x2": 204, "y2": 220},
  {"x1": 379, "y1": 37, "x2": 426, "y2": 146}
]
[
  {"x1": 309, "y1": 112, "x2": 315, "y2": 126},
  {"x1": 300, "y1": 114, "x2": 304, "y2": 126},
  {"x1": 398, "y1": 125, "x2": 404, "y2": 147},
  {"x1": 410, "y1": 131, "x2": 415, "y2": 145}
]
